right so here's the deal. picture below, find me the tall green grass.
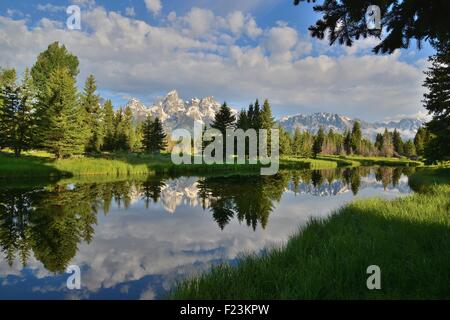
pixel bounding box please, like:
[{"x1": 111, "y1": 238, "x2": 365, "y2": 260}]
[
  {"x1": 0, "y1": 152, "x2": 349, "y2": 178},
  {"x1": 171, "y1": 184, "x2": 450, "y2": 299}
]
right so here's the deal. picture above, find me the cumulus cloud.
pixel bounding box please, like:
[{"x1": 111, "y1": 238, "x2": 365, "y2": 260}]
[
  {"x1": 0, "y1": 5, "x2": 426, "y2": 120},
  {"x1": 145, "y1": 0, "x2": 162, "y2": 15}
]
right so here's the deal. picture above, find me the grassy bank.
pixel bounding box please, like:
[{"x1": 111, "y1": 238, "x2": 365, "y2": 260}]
[
  {"x1": 319, "y1": 155, "x2": 422, "y2": 167},
  {"x1": 408, "y1": 166, "x2": 450, "y2": 193},
  {"x1": 0, "y1": 151, "x2": 353, "y2": 178},
  {"x1": 171, "y1": 168, "x2": 450, "y2": 299}
]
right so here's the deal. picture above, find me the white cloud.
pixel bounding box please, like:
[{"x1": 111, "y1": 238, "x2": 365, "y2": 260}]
[{"x1": 145, "y1": 0, "x2": 162, "y2": 15}]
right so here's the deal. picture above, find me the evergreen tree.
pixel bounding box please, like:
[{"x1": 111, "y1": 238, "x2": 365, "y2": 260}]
[
  {"x1": 292, "y1": 128, "x2": 302, "y2": 156},
  {"x1": 81, "y1": 75, "x2": 102, "y2": 152},
  {"x1": 351, "y1": 121, "x2": 362, "y2": 155},
  {"x1": 343, "y1": 130, "x2": 352, "y2": 155},
  {"x1": 31, "y1": 43, "x2": 80, "y2": 148},
  {"x1": 40, "y1": 68, "x2": 87, "y2": 158},
  {"x1": 211, "y1": 102, "x2": 236, "y2": 160},
  {"x1": 102, "y1": 100, "x2": 115, "y2": 151},
  {"x1": 295, "y1": 1, "x2": 450, "y2": 54},
  {"x1": 381, "y1": 128, "x2": 394, "y2": 157},
  {"x1": 403, "y1": 140, "x2": 416, "y2": 158},
  {"x1": 260, "y1": 99, "x2": 275, "y2": 152},
  {"x1": 142, "y1": 115, "x2": 154, "y2": 153},
  {"x1": 392, "y1": 129, "x2": 404, "y2": 155},
  {"x1": 414, "y1": 127, "x2": 428, "y2": 157},
  {"x1": 31, "y1": 42, "x2": 79, "y2": 94},
  {"x1": 14, "y1": 69, "x2": 37, "y2": 156},
  {"x1": 150, "y1": 117, "x2": 167, "y2": 153},
  {"x1": 0, "y1": 68, "x2": 17, "y2": 148},
  {"x1": 211, "y1": 102, "x2": 236, "y2": 134},
  {"x1": 312, "y1": 127, "x2": 324, "y2": 158},
  {"x1": 278, "y1": 125, "x2": 292, "y2": 156},
  {"x1": 247, "y1": 104, "x2": 254, "y2": 128},
  {"x1": 142, "y1": 116, "x2": 167, "y2": 153},
  {"x1": 0, "y1": 71, "x2": 20, "y2": 153},
  {"x1": 422, "y1": 42, "x2": 450, "y2": 162},
  {"x1": 375, "y1": 133, "x2": 383, "y2": 152},
  {"x1": 236, "y1": 109, "x2": 250, "y2": 131},
  {"x1": 260, "y1": 99, "x2": 275, "y2": 130},
  {"x1": 114, "y1": 108, "x2": 126, "y2": 150},
  {"x1": 0, "y1": 68, "x2": 36, "y2": 156},
  {"x1": 252, "y1": 99, "x2": 261, "y2": 130}
]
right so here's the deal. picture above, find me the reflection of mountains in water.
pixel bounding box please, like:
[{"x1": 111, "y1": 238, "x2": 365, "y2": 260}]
[
  {"x1": 286, "y1": 174, "x2": 411, "y2": 197},
  {"x1": 135, "y1": 169, "x2": 412, "y2": 213}
]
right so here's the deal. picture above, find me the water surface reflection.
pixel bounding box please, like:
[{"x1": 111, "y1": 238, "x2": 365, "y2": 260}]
[{"x1": 0, "y1": 167, "x2": 414, "y2": 299}]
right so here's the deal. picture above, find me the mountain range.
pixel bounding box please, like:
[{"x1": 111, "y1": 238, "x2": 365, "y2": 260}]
[{"x1": 125, "y1": 90, "x2": 424, "y2": 140}]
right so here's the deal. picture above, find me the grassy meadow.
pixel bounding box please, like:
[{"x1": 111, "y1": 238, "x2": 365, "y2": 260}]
[
  {"x1": 171, "y1": 167, "x2": 450, "y2": 299},
  {"x1": 0, "y1": 150, "x2": 421, "y2": 178}
]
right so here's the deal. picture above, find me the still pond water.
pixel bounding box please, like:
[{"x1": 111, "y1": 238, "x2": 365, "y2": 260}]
[{"x1": 0, "y1": 167, "x2": 415, "y2": 299}]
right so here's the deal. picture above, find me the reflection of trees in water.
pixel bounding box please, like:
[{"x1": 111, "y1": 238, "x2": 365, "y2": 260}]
[
  {"x1": 0, "y1": 167, "x2": 415, "y2": 273},
  {"x1": 197, "y1": 174, "x2": 290, "y2": 230},
  {"x1": 140, "y1": 178, "x2": 166, "y2": 208},
  {"x1": 0, "y1": 186, "x2": 98, "y2": 272},
  {"x1": 0, "y1": 177, "x2": 168, "y2": 272}
]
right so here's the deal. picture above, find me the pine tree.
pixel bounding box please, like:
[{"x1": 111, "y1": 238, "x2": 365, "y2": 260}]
[
  {"x1": 343, "y1": 130, "x2": 352, "y2": 155},
  {"x1": 15, "y1": 69, "x2": 37, "y2": 155},
  {"x1": 102, "y1": 100, "x2": 115, "y2": 151},
  {"x1": 414, "y1": 127, "x2": 428, "y2": 157},
  {"x1": 375, "y1": 133, "x2": 383, "y2": 152},
  {"x1": 236, "y1": 109, "x2": 250, "y2": 131},
  {"x1": 0, "y1": 68, "x2": 35, "y2": 156},
  {"x1": 260, "y1": 99, "x2": 275, "y2": 152},
  {"x1": 312, "y1": 127, "x2": 324, "y2": 158},
  {"x1": 150, "y1": 117, "x2": 167, "y2": 153},
  {"x1": 279, "y1": 125, "x2": 292, "y2": 156},
  {"x1": 81, "y1": 75, "x2": 102, "y2": 152},
  {"x1": 403, "y1": 140, "x2": 416, "y2": 158},
  {"x1": 381, "y1": 128, "x2": 394, "y2": 157},
  {"x1": 247, "y1": 104, "x2": 254, "y2": 128},
  {"x1": 40, "y1": 68, "x2": 87, "y2": 158},
  {"x1": 113, "y1": 108, "x2": 125, "y2": 150},
  {"x1": 252, "y1": 99, "x2": 261, "y2": 130},
  {"x1": 294, "y1": 1, "x2": 450, "y2": 55},
  {"x1": 392, "y1": 129, "x2": 404, "y2": 155},
  {"x1": 32, "y1": 43, "x2": 80, "y2": 148},
  {"x1": 31, "y1": 42, "x2": 79, "y2": 95},
  {"x1": 422, "y1": 42, "x2": 450, "y2": 162},
  {"x1": 114, "y1": 106, "x2": 134, "y2": 151},
  {"x1": 292, "y1": 128, "x2": 302, "y2": 156},
  {"x1": 260, "y1": 99, "x2": 275, "y2": 130},
  {"x1": 211, "y1": 102, "x2": 236, "y2": 134},
  {"x1": 142, "y1": 115, "x2": 154, "y2": 153},
  {"x1": 0, "y1": 68, "x2": 17, "y2": 149},
  {"x1": 142, "y1": 116, "x2": 167, "y2": 153},
  {"x1": 0, "y1": 71, "x2": 20, "y2": 153},
  {"x1": 211, "y1": 102, "x2": 236, "y2": 160},
  {"x1": 351, "y1": 121, "x2": 362, "y2": 155}
]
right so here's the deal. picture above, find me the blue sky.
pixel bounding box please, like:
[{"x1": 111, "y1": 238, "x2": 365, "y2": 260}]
[{"x1": 0, "y1": 0, "x2": 435, "y2": 121}]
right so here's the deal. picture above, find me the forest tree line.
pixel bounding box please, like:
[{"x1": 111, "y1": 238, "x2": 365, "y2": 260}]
[
  {"x1": 0, "y1": 42, "x2": 167, "y2": 158},
  {"x1": 0, "y1": 41, "x2": 447, "y2": 163}
]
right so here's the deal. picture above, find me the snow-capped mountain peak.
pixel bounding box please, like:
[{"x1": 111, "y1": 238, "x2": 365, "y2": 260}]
[{"x1": 124, "y1": 92, "x2": 423, "y2": 140}]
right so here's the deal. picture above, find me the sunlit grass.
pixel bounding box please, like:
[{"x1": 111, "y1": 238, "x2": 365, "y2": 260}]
[
  {"x1": 0, "y1": 151, "x2": 353, "y2": 178},
  {"x1": 171, "y1": 183, "x2": 450, "y2": 299}
]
